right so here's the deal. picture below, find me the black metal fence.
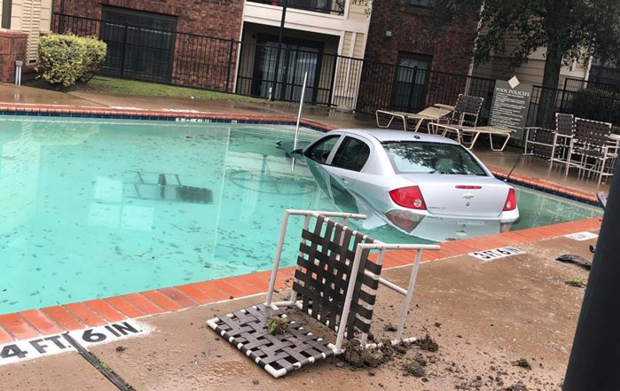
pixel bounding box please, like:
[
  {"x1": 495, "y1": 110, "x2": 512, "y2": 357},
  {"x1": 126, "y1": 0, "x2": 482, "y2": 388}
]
[{"x1": 52, "y1": 13, "x2": 620, "y2": 129}]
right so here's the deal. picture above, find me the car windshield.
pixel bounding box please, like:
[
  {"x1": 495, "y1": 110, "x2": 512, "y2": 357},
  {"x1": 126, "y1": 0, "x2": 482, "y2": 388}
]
[{"x1": 382, "y1": 141, "x2": 487, "y2": 176}]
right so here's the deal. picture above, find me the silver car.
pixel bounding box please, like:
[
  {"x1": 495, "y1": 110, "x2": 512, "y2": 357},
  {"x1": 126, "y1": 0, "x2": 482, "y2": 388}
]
[{"x1": 297, "y1": 129, "x2": 519, "y2": 241}]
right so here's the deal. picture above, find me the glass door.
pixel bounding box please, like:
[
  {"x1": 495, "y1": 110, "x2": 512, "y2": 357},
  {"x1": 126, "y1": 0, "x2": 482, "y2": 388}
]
[{"x1": 391, "y1": 52, "x2": 432, "y2": 112}]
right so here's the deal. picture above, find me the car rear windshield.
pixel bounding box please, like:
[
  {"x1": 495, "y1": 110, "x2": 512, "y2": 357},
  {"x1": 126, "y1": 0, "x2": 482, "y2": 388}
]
[{"x1": 382, "y1": 141, "x2": 487, "y2": 176}]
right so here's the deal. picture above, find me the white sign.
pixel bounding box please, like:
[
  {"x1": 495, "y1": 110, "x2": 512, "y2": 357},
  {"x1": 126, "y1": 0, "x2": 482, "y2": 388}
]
[
  {"x1": 469, "y1": 247, "x2": 525, "y2": 261},
  {"x1": 565, "y1": 232, "x2": 599, "y2": 241},
  {"x1": 0, "y1": 320, "x2": 147, "y2": 366},
  {"x1": 175, "y1": 118, "x2": 211, "y2": 123}
]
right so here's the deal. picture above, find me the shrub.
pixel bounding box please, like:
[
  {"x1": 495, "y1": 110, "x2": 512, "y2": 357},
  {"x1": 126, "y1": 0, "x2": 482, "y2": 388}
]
[
  {"x1": 570, "y1": 88, "x2": 619, "y2": 125},
  {"x1": 37, "y1": 33, "x2": 107, "y2": 87}
]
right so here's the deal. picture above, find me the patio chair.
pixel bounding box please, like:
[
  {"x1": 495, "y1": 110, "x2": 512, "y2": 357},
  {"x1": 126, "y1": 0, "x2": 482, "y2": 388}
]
[
  {"x1": 524, "y1": 113, "x2": 576, "y2": 170},
  {"x1": 444, "y1": 94, "x2": 485, "y2": 128},
  {"x1": 207, "y1": 210, "x2": 440, "y2": 378},
  {"x1": 376, "y1": 104, "x2": 453, "y2": 132},
  {"x1": 569, "y1": 118, "x2": 615, "y2": 185}
]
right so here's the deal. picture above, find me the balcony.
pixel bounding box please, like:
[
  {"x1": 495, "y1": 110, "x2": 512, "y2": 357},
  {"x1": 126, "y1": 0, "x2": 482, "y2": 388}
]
[{"x1": 247, "y1": 0, "x2": 346, "y2": 15}]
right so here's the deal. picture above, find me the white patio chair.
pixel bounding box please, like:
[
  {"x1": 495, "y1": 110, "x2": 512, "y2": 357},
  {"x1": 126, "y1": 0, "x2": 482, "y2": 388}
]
[{"x1": 207, "y1": 210, "x2": 440, "y2": 378}]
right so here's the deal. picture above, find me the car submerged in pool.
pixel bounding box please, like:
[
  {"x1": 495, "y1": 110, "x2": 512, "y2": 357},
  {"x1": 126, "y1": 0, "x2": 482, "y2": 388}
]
[{"x1": 293, "y1": 129, "x2": 519, "y2": 242}]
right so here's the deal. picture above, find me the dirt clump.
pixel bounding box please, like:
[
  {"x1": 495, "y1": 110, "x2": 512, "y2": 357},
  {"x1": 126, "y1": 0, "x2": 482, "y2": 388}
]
[
  {"x1": 266, "y1": 317, "x2": 290, "y2": 335},
  {"x1": 402, "y1": 354, "x2": 427, "y2": 378},
  {"x1": 416, "y1": 334, "x2": 439, "y2": 352},
  {"x1": 503, "y1": 381, "x2": 528, "y2": 391},
  {"x1": 565, "y1": 278, "x2": 587, "y2": 288},
  {"x1": 512, "y1": 358, "x2": 532, "y2": 370}
]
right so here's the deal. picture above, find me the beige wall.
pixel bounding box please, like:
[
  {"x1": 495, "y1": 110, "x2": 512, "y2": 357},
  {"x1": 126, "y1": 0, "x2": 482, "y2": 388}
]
[
  {"x1": 472, "y1": 34, "x2": 589, "y2": 86},
  {"x1": 0, "y1": 0, "x2": 52, "y2": 63}
]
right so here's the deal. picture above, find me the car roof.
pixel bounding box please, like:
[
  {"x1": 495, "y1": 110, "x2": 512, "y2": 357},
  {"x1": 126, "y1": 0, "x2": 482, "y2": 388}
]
[{"x1": 334, "y1": 129, "x2": 461, "y2": 145}]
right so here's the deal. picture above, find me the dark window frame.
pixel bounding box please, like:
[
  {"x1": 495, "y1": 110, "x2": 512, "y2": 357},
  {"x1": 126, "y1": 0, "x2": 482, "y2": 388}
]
[{"x1": 2, "y1": 0, "x2": 12, "y2": 29}]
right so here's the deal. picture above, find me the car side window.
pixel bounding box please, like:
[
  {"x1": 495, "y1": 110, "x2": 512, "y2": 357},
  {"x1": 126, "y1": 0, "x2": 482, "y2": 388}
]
[
  {"x1": 331, "y1": 137, "x2": 371, "y2": 172},
  {"x1": 305, "y1": 135, "x2": 340, "y2": 164}
]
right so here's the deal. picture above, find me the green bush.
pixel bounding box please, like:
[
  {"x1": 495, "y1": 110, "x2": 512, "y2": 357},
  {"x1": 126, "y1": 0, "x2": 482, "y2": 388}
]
[
  {"x1": 37, "y1": 33, "x2": 107, "y2": 87},
  {"x1": 571, "y1": 88, "x2": 619, "y2": 125}
]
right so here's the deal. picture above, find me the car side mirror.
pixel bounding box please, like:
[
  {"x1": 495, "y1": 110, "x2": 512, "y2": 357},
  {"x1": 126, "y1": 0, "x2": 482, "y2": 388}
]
[{"x1": 291, "y1": 148, "x2": 304, "y2": 157}]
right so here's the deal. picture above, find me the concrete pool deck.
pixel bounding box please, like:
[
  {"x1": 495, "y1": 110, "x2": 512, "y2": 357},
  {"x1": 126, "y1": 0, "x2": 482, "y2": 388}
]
[
  {"x1": 0, "y1": 226, "x2": 599, "y2": 390},
  {"x1": 0, "y1": 97, "x2": 608, "y2": 389}
]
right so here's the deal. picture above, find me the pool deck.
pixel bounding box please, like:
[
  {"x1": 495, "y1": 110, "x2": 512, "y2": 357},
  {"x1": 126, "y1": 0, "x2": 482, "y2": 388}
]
[{"x1": 0, "y1": 95, "x2": 608, "y2": 389}]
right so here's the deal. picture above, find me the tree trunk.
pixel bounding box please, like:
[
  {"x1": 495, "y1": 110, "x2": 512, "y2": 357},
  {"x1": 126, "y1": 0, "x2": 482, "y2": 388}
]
[{"x1": 536, "y1": 45, "x2": 563, "y2": 128}]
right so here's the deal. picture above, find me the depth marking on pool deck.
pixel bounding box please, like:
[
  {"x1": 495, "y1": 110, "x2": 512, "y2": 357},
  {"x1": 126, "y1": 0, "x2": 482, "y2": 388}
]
[
  {"x1": 0, "y1": 320, "x2": 148, "y2": 366},
  {"x1": 469, "y1": 247, "x2": 526, "y2": 261}
]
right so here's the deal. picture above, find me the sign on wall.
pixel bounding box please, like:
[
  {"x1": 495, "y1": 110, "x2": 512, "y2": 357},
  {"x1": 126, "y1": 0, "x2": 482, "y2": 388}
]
[{"x1": 489, "y1": 76, "x2": 533, "y2": 139}]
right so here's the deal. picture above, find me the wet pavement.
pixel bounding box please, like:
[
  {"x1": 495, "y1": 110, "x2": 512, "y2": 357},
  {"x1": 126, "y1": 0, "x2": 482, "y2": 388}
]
[{"x1": 0, "y1": 232, "x2": 597, "y2": 390}]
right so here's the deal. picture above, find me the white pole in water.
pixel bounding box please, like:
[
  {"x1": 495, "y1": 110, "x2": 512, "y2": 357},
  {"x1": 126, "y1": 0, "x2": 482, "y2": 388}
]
[
  {"x1": 293, "y1": 72, "x2": 309, "y2": 151},
  {"x1": 291, "y1": 71, "x2": 309, "y2": 171}
]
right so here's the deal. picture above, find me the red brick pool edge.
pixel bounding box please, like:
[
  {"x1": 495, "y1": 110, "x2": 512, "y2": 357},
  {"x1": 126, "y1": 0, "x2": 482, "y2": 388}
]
[{"x1": 0, "y1": 104, "x2": 604, "y2": 343}]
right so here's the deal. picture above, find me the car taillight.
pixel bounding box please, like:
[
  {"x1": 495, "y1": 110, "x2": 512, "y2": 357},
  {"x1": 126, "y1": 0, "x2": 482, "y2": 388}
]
[
  {"x1": 385, "y1": 210, "x2": 424, "y2": 232},
  {"x1": 503, "y1": 188, "x2": 517, "y2": 211},
  {"x1": 389, "y1": 186, "x2": 427, "y2": 210}
]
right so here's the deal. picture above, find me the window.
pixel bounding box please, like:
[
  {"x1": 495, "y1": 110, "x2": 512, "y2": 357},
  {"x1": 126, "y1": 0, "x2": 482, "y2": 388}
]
[
  {"x1": 2, "y1": 0, "x2": 12, "y2": 29},
  {"x1": 101, "y1": 6, "x2": 177, "y2": 83},
  {"x1": 332, "y1": 137, "x2": 371, "y2": 172},
  {"x1": 391, "y1": 52, "x2": 432, "y2": 112},
  {"x1": 305, "y1": 135, "x2": 340, "y2": 164},
  {"x1": 409, "y1": 0, "x2": 435, "y2": 8},
  {"x1": 383, "y1": 141, "x2": 487, "y2": 176}
]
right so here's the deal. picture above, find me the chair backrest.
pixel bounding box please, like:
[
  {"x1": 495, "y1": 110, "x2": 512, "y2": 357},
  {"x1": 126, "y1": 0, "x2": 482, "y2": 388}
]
[
  {"x1": 453, "y1": 94, "x2": 484, "y2": 126},
  {"x1": 293, "y1": 215, "x2": 380, "y2": 340},
  {"x1": 575, "y1": 117, "x2": 612, "y2": 148},
  {"x1": 555, "y1": 113, "x2": 576, "y2": 136}
]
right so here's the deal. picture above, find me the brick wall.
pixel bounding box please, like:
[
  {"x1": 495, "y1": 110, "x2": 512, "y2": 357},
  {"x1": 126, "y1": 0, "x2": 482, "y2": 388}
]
[
  {"x1": 51, "y1": 0, "x2": 243, "y2": 91},
  {"x1": 53, "y1": 0, "x2": 244, "y2": 39},
  {"x1": 0, "y1": 32, "x2": 28, "y2": 84},
  {"x1": 357, "y1": 0, "x2": 478, "y2": 112}
]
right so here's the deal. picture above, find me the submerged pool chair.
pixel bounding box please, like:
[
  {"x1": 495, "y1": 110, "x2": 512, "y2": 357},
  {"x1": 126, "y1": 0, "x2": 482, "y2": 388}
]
[{"x1": 207, "y1": 210, "x2": 440, "y2": 378}]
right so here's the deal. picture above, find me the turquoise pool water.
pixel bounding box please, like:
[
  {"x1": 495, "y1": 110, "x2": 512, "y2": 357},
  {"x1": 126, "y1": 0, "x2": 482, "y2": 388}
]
[{"x1": 0, "y1": 116, "x2": 602, "y2": 314}]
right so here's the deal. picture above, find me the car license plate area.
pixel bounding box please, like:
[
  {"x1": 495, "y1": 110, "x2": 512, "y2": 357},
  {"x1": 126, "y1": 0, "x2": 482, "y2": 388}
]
[{"x1": 457, "y1": 219, "x2": 486, "y2": 226}]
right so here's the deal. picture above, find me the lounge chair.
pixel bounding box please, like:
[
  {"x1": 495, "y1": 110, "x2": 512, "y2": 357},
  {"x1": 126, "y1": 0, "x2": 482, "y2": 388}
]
[
  {"x1": 376, "y1": 105, "x2": 453, "y2": 132},
  {"x1": 428, "y1": 122, "x2": 515, "y2": 151},
  {"x1": 375, "y1": 94, "x2": 484, "y2": 133},
  {"x1": 207, "y1": 210, "x2": 440, "y2": 378}
]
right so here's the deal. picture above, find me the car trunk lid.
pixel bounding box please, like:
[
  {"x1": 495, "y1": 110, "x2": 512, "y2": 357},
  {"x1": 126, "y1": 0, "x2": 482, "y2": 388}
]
[{"x1": 402, "y1": 175, "x2": 510, "y2": 218}]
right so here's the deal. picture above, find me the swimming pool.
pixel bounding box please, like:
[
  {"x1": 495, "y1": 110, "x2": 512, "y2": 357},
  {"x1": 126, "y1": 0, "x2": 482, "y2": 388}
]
[{"x1": 0, "y1": 116, "x2": 602, "y2": 314}]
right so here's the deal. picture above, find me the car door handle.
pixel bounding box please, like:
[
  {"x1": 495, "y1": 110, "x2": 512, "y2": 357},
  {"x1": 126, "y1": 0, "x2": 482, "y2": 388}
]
[{"x1": 340, "y1": 177, "x2": 349, "y2": 184}]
